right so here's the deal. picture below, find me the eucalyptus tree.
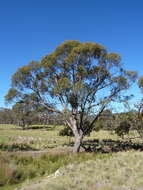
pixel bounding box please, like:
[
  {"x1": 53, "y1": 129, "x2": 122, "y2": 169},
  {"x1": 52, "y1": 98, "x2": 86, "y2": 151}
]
[
  {"x1": 0, "y1": 108, "x2": 14, "y2": 124},
  {"x1": 133, "y1": 77, "x2": 143, "y2": 138},
  {"x1": 12, "y1": 102, "x2": 30, "y2": 129},
  {"x1": 5, "y1": 41, "x2": 137, "y2": 152}
]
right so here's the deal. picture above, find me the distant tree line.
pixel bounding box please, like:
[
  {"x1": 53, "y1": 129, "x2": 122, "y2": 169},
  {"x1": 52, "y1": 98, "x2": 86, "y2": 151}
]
[
  {"x1": 0, "y1": 106, "x2": 64, "y2": 128},
  {"x1": 1, "y1": 104, "x2": 143, "y2": 141}
]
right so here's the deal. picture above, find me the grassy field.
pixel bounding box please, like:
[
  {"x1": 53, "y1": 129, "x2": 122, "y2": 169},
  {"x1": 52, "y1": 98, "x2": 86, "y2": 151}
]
[
  {"x1": 0, "y1": 124, "x2": 143, "y2": 190},
  {"x1": 0, "y1": 124, "x2": 70, "y2": 150},
  {"x1": 17, "y1": 151, "x2": 143, "y2": 190},
  {"x1": 0, "y1": 124, "x2": 141, "y2": 151},
  {"x1": 0, "y1": 124, "x2": 120, "y2": 153}
]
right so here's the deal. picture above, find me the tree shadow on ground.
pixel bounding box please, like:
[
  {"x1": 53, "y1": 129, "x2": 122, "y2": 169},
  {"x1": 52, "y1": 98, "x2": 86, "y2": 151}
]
[
  {"x1": 0, "y1": 127, "x2": 21, "y2": 130},
  {"x1": 23, "y1": 125, "x2": 52, "y2": 130},
  {"x1": 80, "y1": 139, "x2": 143, "y2": 153},
  {"x1": 0, "y1": 143, "x2": 38, "y2": 151}
]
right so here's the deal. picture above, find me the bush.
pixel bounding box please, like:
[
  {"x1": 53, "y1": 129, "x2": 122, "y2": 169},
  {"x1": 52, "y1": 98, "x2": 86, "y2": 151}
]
[
  {"x1": 115, "y1": 120, "x2": 131, "y2": 139},
  {"x1": 59, "y1": 127, "x2": 73, "y2": 136}
]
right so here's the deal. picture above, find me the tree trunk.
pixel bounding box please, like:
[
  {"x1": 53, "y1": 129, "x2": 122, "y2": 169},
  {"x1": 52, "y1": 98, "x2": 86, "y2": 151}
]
[
  {"x1": 73, "y1": 133, "x2": 83, "y2": 153},
  {"x1": 66, "y1": 115, "x2": 84, "y2": 153}
]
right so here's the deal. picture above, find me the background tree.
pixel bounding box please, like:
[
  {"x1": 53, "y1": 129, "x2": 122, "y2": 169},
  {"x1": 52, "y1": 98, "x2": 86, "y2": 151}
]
[
  {"x1": 0, "y1": 108, "x2": 14, "y2": 124},
  {"x1": 115, "y1": 120, "x2": 131, "y2": 139},
  {"x1": 12, "y1": 101, "x2": 32, "y2": 129},
  {"x1": 5, "y1": 41, "x2": 137, "y2": 152},
  {"x1": 11, "y1": 97, "x2": 55, "y2": 128},
  {"x1": 131, "y1": 77, "x2": 143, "y2": 139}
]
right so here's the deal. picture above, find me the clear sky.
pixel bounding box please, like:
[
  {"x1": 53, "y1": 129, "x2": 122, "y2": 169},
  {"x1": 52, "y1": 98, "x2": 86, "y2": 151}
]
[{"x1": 0, "y1": 0, "x2": 143, "y2": 108}]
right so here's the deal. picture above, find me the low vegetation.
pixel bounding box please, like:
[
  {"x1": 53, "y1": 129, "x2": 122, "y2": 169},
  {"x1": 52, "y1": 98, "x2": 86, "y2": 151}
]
[
  {"x1": 0, "y1": 150, "x2": 110, "y2": 188},
  {"x1": 19, "y1": 151, "x2": 143, "y2": 190},
  {"x1": 1, "y1": 124, "x2": 143, "y2": 190}
]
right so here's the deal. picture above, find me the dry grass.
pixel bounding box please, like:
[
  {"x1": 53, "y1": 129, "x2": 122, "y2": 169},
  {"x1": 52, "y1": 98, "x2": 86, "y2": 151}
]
[
  {"x1": 0, "y1": 152, "x2": 17, "y2": 186},
  {"x1": 0, "y1": 150, "x2": 109, "y2": 188},
  {"x1": 18, "y1": 151, "x2": 143, "y2": 190},
  {"x1": 0, "y1": 124, "x2": 141, "y2": 152},
  {"x1": 1, "y1": 124, "x2": 143, "y2": 190},
  {"x1": 0, "y1": 125, "x2": 70, "y2": 150}
]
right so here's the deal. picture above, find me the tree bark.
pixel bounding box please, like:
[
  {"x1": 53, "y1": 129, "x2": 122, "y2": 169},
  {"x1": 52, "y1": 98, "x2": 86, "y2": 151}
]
[
  {"x1": 73, "y1": 132, "x2": 83, "y2": 153},
  {"x1": 66, "y1": 116, "x2": 83, "y2": 153}
]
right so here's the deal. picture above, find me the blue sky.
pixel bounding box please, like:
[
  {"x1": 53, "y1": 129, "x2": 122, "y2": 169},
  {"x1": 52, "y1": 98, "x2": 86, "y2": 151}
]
[{"x1": 0, "y1": 0, "x2": 143, "y2": 108}]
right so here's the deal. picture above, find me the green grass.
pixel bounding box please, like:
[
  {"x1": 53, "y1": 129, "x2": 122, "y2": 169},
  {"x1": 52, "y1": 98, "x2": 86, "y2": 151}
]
[
  {"x1": 0, "y1": 124, "x2": 141, "y2": 151},
  {"x1": 0, "y1": 124, "x2": 71, "y2": 150},
  {"x1": 0, "y1": 151, "x2": 110, "y2": 188},
  {"x1": 0, "y1": 124, "x2": 143, "y2": 190},
  {"x1": 0, "y1": 184, "x2": 20, "y2": 190},
  {"x1": 17, "y1": 151, "x2": 143, "y2": 190}
]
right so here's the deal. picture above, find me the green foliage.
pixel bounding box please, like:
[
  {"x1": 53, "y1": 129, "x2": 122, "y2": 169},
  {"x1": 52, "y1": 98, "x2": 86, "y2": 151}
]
[
  {"x1": 6, "y1": 41, "x2": 137, "y2": 114},
  {"x1": 5, "y1": 88, "x2": 20, "y2": 103},
  {"x1": 115, "y1": 120, "x2": 131, "y2": 138},
  {"x1": 59, "y1": 126, "x2": 73, "y2": 136},
  {"x1": 94, "y1": 120, "x2": 105, "y2": 132},
  {"x1": 53, "y1": 77, "x2": 71, "y2": 95}
]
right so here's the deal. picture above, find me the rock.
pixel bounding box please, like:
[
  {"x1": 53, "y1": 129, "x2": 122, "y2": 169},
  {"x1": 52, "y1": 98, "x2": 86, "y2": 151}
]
[{"x1": 54, "y1": 169, "x2": 61, "y2": 177}]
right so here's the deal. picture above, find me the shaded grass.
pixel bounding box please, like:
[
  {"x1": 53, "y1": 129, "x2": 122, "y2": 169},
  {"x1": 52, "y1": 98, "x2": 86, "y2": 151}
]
[
  {"x1": 0, "y1": 143, "x2": 38, "y2": 151},
  {"x1": 81, "y1": 139, "x2": 143, "y2": 153}
]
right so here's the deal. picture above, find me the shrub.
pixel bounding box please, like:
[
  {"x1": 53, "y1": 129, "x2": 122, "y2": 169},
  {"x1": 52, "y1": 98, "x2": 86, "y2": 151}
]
[
  {"x1": 59, "y1": 127, "x2": 73, "y2": 136},
  {"x1": 115, "y1": 120, "x2": 131, "y2": 139}
]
